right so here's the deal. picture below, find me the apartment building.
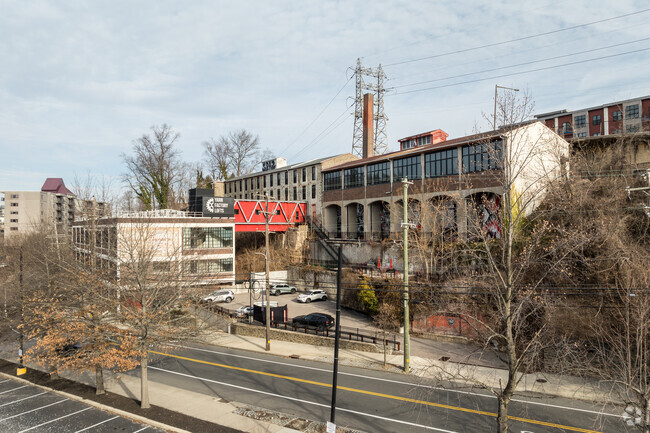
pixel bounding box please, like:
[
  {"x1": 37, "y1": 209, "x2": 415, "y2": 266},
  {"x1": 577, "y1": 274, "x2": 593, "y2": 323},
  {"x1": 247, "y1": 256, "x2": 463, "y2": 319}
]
[
  {"x1": 320, "y1": 122, "x2": 568, "y2": 240},
  {"x1": 220, "y1": 154, "x2": 358, "y2": 222},
  {"x1": 0, "y1": 178, "x2": 109, "y2": 242},
  {"x1": 72, "y1": 209, "x2": 236, "y2": 287},
  {"x1": 535, "y1": 95, "x2": 650, "y2": 139}
]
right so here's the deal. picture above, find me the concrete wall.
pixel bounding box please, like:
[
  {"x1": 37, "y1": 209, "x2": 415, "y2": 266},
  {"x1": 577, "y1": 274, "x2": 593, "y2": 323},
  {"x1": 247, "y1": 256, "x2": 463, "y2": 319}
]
[{"x1": 231, "y1": 322, "x2": 380, "y2": 352}]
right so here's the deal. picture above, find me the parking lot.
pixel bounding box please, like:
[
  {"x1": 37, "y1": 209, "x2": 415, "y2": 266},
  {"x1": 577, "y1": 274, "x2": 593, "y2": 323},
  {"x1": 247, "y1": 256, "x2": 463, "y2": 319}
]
[
  {"x1": 0, "y1": 376, "x2": 163, "y2": 433},
  {"x1": 220, "y1": 290, "x2": 378, "y2": 331}
]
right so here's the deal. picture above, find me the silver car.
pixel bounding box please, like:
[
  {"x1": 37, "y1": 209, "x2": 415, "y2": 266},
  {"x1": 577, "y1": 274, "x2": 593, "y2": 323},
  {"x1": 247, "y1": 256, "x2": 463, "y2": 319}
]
[{"x1": 271, "y1": 283, "x2": 297, "y2": 296}]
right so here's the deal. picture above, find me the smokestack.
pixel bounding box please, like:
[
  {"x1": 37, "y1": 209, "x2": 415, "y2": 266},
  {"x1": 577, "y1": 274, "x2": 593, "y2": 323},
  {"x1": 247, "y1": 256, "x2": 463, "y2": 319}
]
[{"x1": 362, "y1": 93, "x2": 374, "y2": 159}]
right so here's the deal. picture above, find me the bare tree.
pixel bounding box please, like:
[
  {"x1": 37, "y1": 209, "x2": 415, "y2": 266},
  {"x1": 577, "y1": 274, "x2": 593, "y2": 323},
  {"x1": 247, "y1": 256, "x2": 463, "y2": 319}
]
[
  {"x1": 116, "y1": 219, "x2": 203, "y2": 408},
  {"x1": 203, "y1": 129, "x2": 273, "y2": 178},
  {"x1": 121, "y1": 124, "x2": 184, "y2": 210},
  {"x1": 203, "y1": 136, "x2": 232, "y2": 181}
]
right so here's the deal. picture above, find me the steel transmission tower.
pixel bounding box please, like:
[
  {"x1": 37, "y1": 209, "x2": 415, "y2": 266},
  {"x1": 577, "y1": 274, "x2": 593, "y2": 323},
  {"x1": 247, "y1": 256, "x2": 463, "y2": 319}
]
[{"x1": 351, "y1": 59, "x2": 389, "y2": 157}]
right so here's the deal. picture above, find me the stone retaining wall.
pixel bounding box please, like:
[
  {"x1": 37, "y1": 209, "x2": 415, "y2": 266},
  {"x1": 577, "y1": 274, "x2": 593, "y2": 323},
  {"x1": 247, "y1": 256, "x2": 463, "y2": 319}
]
[{"x1": 231, "y1": 323, "x2": 380, "y2": 353}]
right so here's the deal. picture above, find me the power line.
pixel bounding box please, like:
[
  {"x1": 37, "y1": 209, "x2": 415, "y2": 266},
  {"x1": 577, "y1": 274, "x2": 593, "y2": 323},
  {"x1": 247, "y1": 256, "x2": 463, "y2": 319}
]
[
  {"x1": 288, "y1": 107, "x2": 353, "y2": 161},
  {"x1": 383, "y1": 8, "x2": 650, "y2": 67},
  {"x1": 276, "y1": 77, "x2": 353, "y2": 158},
  {"x1": 388, "y1": 47, "x2": 650, "y2": 96},
  {"x1": 391, "y1": 37, "x2": 650, "y2": 90}
]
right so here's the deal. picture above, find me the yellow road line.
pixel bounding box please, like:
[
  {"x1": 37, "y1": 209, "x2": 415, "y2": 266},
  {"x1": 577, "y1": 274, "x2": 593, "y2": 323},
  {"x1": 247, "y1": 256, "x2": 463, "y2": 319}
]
[{"x1": 150, "y1": 350, "x2": 602, "y2": 433}]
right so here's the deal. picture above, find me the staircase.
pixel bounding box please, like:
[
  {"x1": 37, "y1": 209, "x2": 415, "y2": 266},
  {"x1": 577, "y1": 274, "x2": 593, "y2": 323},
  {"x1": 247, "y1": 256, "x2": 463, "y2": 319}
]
[{"x1": 306, "y1": 217, "x2": 348, "y2": 264}]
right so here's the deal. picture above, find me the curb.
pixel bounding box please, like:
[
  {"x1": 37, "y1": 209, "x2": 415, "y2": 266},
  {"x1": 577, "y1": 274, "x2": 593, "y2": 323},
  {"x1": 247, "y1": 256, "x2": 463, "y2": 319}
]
[{"x1": 0, "y1": 371, "x2": 193, "y2": 433}]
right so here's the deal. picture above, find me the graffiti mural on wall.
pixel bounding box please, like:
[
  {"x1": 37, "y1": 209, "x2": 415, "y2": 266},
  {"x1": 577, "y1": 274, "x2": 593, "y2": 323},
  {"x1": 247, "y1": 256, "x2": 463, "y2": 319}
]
[
  {"x1": 356, "y1": 203, "x2": 364, "y2": 238},
  {"x1": 380, "y1": 204, "x2": 390, "y2": 239},
  {"x1": 480, "y1": 194, "x2": 502, "y2": 239}
]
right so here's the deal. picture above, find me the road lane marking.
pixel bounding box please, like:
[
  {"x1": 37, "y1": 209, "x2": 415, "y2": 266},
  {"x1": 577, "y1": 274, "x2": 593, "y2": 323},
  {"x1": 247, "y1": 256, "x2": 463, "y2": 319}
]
[
  {"x1": 0, "y1": 385, "x2": 28, "y2": 395},
  {"x1": 149, "y1": 366, "x2": 457, "y2": 432},
  {"x1": 74, "y1": 415, "x2": 120, "y2": 432},
  {"x1": 167, "y1": 343, "x2": 620, "y2": 418},
  {"x1": 150, "y1": 350, "x2": 603, "y2": 433},
  {"x1": 18, "y1": 407, "x2": 91, "y2": 433},
  {"x1": 0, "y1": 399, "x2": 66, "y2": 422},
  {"x1": 0, "y1": 392, "x2": 47, "y2": 407}
]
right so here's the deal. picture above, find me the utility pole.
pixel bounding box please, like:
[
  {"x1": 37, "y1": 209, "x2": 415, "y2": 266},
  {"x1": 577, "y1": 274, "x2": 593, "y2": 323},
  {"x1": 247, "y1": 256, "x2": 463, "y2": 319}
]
[
  {"x1": 249, "y1": 264, "x2": 253, "y2": 324},
  {"x1": 401, "y1": 178, "x2": 413, "y2": 373},
  {"x1": 264, "y1": 193, "x2": 271, "y2": 351},
  {"x1": 329, "y1": 245, "x2": 343, "y2": 429}
]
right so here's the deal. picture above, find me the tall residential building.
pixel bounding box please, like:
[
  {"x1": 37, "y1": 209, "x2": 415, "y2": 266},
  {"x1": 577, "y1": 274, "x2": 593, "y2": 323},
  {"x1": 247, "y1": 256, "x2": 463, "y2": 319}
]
[
  {"x1": 219, "y1": 154, "x2": 358, "y2": 222},
  {"x1": 0, "y1": 178, "x2": 109, "y2": 242}
]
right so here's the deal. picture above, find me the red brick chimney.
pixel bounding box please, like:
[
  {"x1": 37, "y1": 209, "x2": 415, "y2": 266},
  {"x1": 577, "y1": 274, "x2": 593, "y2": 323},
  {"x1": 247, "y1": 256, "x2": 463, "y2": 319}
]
[{"x1": 362, "y1": 93, "x2": 374, "y2": 159}]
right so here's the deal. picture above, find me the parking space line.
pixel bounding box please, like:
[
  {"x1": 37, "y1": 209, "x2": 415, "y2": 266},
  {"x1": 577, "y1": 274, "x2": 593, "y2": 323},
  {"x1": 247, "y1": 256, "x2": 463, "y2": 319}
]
[
  {"x1": 0, "y1": 380, "x2": 11, "y2": 384},
  {"x1": 0, "y1": 392, "x2": 47, "y2": 408},
  {"x1": 0, "y1": 399, "x2": 66, "y2": 422},
  {"x1": 0, "y1": 385, "x2": 28, "y2": 395},
  {"x1": 133, "y1": 426, "x2": 150, "y2": 432},
  {"x1": 18, "y1": 407, "x2": 91, "y2": 433},
  {"x1": 74, "y1": 415, "x2": 120, "y2": 432}
]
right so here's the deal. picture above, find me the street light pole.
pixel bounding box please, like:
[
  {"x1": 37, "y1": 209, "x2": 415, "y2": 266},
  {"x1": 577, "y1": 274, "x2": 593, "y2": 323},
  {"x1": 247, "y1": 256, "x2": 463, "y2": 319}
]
[{"x1": 493, "y1": 85, "x2": 519, "y2": 129}]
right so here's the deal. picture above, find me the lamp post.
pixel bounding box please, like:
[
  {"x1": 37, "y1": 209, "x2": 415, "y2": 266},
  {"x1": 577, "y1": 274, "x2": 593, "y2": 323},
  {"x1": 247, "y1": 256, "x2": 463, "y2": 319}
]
[
  {"x1": 401, "y1": 177, "x2": 414, "y2": 373},
  {"x1": 493, "y1": 85, "x2": 519, "y2": 129}
]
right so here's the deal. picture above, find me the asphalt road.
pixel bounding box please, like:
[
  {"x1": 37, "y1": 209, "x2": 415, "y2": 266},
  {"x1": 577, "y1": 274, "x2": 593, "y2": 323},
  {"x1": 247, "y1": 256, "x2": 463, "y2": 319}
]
[
  {"x1": 143, "y1": 343, "x2": 629, "y2": 433},
  {"x1": 0, "y1": 376, "x2": 164, "y2": 433}
]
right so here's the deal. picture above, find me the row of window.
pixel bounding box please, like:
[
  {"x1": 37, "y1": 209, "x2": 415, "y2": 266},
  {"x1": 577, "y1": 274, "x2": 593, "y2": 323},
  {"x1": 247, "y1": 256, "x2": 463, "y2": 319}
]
[
  {"x1": 184, "y1": 258, "x2": 233, "y2": 275},
  {"x1": 323, "y1": 141, "x2": 502, "y2": 190},
  {"x1": 228, "y1": 166, "x2": 317, "y2": 194},
  {"x1": 228, "y1": 184, "x2": 317, "y2": 201},
  {"x1": 570, "y1": 104, "x2": 643, "y2": 131},
  {"x1": 182, "y1": 227, "x2": 233, "y2": 249}
]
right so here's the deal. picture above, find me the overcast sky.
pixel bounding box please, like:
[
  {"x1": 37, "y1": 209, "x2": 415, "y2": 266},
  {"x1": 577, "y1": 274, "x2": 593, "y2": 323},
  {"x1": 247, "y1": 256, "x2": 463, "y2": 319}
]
[{"x1": 1, "y1": 0, "x2": 649, "y2": 192}]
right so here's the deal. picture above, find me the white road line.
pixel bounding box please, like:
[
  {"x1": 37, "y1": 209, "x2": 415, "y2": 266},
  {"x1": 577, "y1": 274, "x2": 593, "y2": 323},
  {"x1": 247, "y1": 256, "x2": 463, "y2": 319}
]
[
  {"x1": 132, "y1": 426, "x2": 149, "y2": 432},
  {"x1": 0, "y1": 380, "x2": 11, "y2": 384},
  {"x1": 0, "y1": 399, "x2": 66, "y2": 422},
  {"x1": 74, "y1": 415, "x2": 120, "y2": 432},
  {"x1": 149, "y1": 366, "x2": 458, "y2": 433},
  {"x1": 0, "y1": 392, "x2": 47, "y2": 408},
  {"x1": 18, "y1": 407, "x2": 91, "y2": 433},
  {"x1": 0, "y1": 385, "x2": 28, "y2": 395},
  {"x1": 168, "y1": 343, "x2": 621, "y2": 419}
]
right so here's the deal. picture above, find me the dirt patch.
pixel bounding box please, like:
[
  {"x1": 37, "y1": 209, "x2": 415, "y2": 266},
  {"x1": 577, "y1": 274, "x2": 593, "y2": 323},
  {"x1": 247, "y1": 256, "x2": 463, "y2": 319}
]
[{"x1": 0, "y1": 359, "x2": 242, "y2": 433}]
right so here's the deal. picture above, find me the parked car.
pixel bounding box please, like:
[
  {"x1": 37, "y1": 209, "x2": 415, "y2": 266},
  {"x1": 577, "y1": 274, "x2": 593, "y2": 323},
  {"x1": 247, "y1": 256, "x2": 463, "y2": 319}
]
[
  {"x1": 297, "y1": 290, "x2": 328, "y2": 303},
  {"x1": 235, "y1": 306, "x2": 254, "y2": 317},
  {"x1": 202, "y1": 290, "x2": 234, "y2": 303},
  {"x1": 292, "y1": 313, "x2": 335, "y2": 330},
  {"x1": 270, "y1": 283, "x2": 297, "y2": 296}
]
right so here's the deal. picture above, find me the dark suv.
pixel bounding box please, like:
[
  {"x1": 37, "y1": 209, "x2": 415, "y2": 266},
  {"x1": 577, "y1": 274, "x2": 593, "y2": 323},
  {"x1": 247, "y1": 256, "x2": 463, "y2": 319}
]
[{"x1": 292, "y1": 313, "x2": 335, "y2": 330}]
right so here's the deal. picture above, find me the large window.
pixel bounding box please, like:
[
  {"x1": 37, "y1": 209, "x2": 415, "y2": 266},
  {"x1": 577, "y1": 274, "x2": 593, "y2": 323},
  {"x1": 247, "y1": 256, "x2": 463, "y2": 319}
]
[
  {"x1": 574, "y1": 115, "x2": 586, "y2": 128},
  {"x1": 592, "y1": 115, "x2": 601, "y2": 125},
  {"x1": 277, "y1": 172, "x2": 281, "y2": 185},
  {"x1": 293, "y1": 170, "x2": 297, "y2": 183},
  {"x1": 367, "y1": 161, "x2": 390, "y2": 185},
  {"x1": 302, "y1": 185, "x2": 306, "y2": 200},
  {"x1": 185, "y1": 258, "x2": 233, "y2": 275},
  {"x1": 613, "y1": 110, "x2": 622, "y2": 121},
  {"x1": 418, "y1": 136, "x2": 431, "y2": 146},
  {"x1": 462, "y1": 141, "x2": 502, "y2": 173},
  {"x1": 270, "y1": 174, "x2": 273, "y2": 187},
  {"x1": 323, "y1": 171, "x2": 342, "y2": 191},
  {"x1": 312, "y1": 166, "x2": 316, "y2": 180},
  {"x1": 302, "y1": 168, "x2": 307, "y2": 182},
  {"x1": 344, "y1": 167, "x2": 364, "y2": 189},
  {"x1": 311, "y1": 184, "x2": 316, "y2": 199},
  {"x1": 393, "y1": 155, "x2": 421, "y2": 180},
  {"x1": 626, "y1": 104, "x2": 639, "y2": 119},
  {"x1": 425, "y1": 148, "x2": 458, "y2": 178},
  {"x1": 183, "y1": 227, "x2": 233, "y2": 249}
]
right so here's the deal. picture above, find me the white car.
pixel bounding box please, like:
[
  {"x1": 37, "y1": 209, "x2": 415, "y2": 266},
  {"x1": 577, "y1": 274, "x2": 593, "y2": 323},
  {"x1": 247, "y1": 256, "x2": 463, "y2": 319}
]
[
  {"x1": 202, "y1": 290, "x2": 234, "y2": 303},
  {"x1": 297, "y1": 290, "x2": 328, "y2": 303}
]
